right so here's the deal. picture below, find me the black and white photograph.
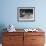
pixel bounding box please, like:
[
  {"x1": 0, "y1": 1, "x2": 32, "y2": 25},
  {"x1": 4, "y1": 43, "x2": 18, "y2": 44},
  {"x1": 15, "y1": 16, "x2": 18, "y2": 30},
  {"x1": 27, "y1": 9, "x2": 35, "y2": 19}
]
[{"x1": 17, "y1": 7, "x2": 35, "y2": 22}]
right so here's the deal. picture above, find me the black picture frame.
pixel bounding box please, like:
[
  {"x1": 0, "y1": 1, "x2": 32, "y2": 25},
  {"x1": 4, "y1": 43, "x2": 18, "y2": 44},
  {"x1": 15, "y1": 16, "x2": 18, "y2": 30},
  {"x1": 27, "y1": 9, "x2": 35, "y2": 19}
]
[{"x1": 17, "y1": 7, "x2": 35, "y2": 22}]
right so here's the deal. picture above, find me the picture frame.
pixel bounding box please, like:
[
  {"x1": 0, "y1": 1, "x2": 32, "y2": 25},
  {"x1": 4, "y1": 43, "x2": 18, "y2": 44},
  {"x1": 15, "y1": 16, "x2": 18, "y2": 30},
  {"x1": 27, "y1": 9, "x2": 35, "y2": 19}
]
[{"x1": 17, "y1": 7, "x2": 35, "y2": 22}]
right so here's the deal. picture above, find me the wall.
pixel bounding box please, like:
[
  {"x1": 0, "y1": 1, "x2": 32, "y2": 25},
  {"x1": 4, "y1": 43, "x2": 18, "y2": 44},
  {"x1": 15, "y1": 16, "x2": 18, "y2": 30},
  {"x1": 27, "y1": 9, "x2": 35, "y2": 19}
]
[{"x1": 0, "y1": 0, "x2": 46, "y2": 30}]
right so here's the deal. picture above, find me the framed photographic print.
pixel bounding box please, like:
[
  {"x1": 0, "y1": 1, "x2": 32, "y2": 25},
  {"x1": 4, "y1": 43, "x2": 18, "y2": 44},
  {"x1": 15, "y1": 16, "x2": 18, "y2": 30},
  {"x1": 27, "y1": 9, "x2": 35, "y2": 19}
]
[{"x1": 17, "y1": 7, "x2": 35, "y2": 22}]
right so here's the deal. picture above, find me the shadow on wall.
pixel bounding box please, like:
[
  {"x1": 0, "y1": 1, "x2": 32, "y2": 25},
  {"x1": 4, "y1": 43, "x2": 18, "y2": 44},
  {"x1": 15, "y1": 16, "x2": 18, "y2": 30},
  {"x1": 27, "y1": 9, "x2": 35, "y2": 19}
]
[{"x1": 0, "y1": 24, "x2": 7, "y2": 43}]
